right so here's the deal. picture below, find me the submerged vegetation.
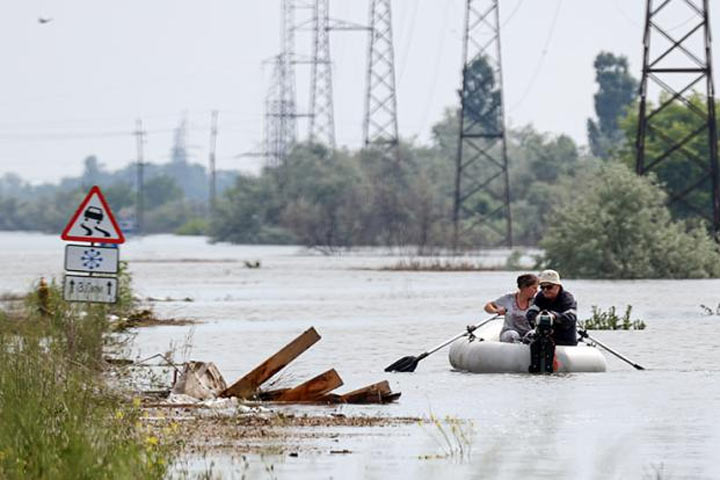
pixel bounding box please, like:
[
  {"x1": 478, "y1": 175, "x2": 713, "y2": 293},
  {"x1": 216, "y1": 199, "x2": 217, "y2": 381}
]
[
  {"x1": 420, "y1": 415, "x2": 474, "y2": 461},
  {"x1": 580, "y1": 305, "x2": 646, "y2": 331},
  {"x1": 700, "y1": 303, "x2": 720, "y2": 316}
]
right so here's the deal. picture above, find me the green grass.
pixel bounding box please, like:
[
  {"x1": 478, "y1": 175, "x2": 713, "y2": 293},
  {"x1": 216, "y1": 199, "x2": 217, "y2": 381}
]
[{"x1": 0, "y1": 275, "x2": 173, "y2": 479}]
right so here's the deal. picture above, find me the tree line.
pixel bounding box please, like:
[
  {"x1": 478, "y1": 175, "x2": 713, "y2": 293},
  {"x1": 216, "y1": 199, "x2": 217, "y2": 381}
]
[{"x1": 2, "y1": 51, "x2": 720, "y2": 278}]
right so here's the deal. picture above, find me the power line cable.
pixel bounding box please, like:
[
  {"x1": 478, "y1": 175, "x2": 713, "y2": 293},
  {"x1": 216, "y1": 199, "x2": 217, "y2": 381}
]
[
  {"x1": 502, "y1": 0, "x2": 525, "y2": 27},
  {"x1": 396, "y1": 0, "x2": 420, "y2": 82},
  {"x1": 416, "y1": 0, "x2": 455, "y2": 136},
  {"x1": 508, "y1": 0, "x2": 563, "y2": 113}
]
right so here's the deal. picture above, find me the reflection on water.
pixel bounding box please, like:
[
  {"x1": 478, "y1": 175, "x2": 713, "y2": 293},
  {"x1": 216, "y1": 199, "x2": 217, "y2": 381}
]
[{"x1": 1, "y1": 232, "x2": 719, "y2": 479}]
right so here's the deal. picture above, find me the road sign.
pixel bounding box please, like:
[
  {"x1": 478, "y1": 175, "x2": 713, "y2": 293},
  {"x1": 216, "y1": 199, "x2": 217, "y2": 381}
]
[
  {"x1": 64, "y1": 244, "x2": 119, "y2": 274},
  {"x1": 61, "y1": 186, "x2": 125, "y2": 244},
  {"x1": 63, "y1": 274, "x2": 118, "y2": 304}
]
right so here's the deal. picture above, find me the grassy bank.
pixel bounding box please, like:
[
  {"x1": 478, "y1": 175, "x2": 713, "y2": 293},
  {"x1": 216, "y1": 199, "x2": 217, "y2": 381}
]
[{"x1": 0, "y1": 270, "x2": 173, "y2": 479}]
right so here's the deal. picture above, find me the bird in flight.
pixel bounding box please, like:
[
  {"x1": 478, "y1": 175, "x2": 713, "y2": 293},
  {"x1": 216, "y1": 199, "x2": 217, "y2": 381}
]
[{"x1": 38, "y1": 17, "x2": 53, "y2": 24}]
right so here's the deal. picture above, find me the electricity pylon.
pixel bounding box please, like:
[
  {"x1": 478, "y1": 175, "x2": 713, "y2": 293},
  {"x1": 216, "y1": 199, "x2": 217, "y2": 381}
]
[
  {"x1": 364, "y1": 0, "x2": 399, "y2": 159},
  {"x1": 636, "y1": 0, "x2": 720, "y2": 233},
  {"x1": 453, "y1": 0, "x2": 512, "y2": 249},
  {"x1": 309, "y1": 0, "x2": 335, "y2": 148}
]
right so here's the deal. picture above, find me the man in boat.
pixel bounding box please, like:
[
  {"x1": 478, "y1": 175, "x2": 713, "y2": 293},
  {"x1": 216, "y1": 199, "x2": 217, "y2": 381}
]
[{"x1": 525, "y1": 269, "x2": 578, "y2": 346}]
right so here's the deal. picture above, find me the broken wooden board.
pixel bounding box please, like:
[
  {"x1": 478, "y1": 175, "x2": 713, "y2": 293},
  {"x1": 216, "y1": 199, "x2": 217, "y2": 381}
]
[
  {"x1": 262, "y1": 380, "x2": 401, "y2": 404},
  {"x1": 221, "y1": 327, "x2": 321, "y2": 399},
  {"x1": 257, "y1": 388, "x2": 291, "y2": 401},
  {"x1": 274, "y1": 369, "x2": 343, "y2": 402},
  {"x1": 339, "y1": 380, "x2": 391, "y2": 404}
]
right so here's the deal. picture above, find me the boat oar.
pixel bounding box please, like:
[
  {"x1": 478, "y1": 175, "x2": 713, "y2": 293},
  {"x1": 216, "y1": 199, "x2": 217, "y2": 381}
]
[
  {"x1": 385, "y1": 315, "x2": 501, "y2": 373},
  {"x1": 577, "y1": 329, "x2": 645, "y2": 370}
]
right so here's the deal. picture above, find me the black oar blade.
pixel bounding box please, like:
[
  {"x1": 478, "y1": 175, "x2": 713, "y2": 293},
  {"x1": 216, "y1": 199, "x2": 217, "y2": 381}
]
[
  {"x1": 384, "y1": 356, "x2": 419, "y2": 373},
  {"x1": 633, "y1": 364, "x2": 645, "y2": 371}
]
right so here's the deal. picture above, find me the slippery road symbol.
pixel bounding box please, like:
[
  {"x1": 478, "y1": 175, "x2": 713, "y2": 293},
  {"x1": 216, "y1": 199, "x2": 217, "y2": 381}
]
[
  {"x1": 61, "y1": 186, "x2": 125, "y2": 244},
  {"x1": 80, "y1": 206, "x2": 111, "y2": 238}
]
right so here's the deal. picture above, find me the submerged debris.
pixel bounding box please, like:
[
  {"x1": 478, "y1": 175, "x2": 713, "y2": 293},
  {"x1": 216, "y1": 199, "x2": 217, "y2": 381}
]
[{"x1": 221, "y1": 327, "x2": 401, "y2": 404}]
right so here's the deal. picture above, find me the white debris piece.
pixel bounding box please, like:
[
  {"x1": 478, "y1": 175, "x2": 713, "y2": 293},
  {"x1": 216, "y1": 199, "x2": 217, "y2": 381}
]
[{"x1": 171, "y1": 361, "x2": 227, "y2": 400}]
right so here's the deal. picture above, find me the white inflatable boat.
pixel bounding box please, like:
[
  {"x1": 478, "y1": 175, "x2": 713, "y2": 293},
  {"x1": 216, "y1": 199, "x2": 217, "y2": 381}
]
[{"x1": 448, "y1": 320, "x2": 607, "y2": 374}]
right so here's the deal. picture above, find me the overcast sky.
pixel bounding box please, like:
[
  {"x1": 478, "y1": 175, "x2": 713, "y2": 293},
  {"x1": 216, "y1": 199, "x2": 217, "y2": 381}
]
[{"x1": 0, "y1": 0, "x2": 717, "y2": 184}]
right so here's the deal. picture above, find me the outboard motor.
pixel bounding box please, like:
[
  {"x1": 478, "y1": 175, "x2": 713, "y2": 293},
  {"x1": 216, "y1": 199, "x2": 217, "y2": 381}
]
[{"x1": 529, "y1": 311, "x2": 556, "y2": 374}]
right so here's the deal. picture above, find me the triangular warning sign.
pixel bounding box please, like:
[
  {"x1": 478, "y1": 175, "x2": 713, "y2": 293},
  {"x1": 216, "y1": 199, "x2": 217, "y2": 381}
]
[{"x1": 61, "y1": 185, "x2": 125, "y2": 244}]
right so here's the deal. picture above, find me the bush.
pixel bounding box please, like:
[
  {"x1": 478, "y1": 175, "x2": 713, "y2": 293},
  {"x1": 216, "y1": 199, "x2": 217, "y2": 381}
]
[
  {"x1": 174, "y1": 217, "x2": 209, "y2": 236},
  {"x1": 580, "y1": 305, "x2": 646, "y2": 330},
  {"x1": 540, "y1": 163, "x2": 720, "y2": 279},
  {"x1": 0, "y1": 278, "x2": 172, "y2": 478}
]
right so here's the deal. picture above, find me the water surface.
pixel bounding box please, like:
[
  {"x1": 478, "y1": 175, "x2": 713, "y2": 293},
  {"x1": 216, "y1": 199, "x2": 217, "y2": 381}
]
[{"x1": 2, "y1": 232, "x2": 718, "y2": 479}]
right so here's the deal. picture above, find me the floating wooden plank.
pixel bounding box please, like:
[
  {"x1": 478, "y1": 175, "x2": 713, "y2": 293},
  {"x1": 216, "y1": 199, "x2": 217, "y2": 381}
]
[
  {"x1": 274, "y1": 369, "x2": 343, "y2": 402},
  {"x1": 257, "y1": 388, "x2": 291, "y2": 401},
  {"x1": 221, "y1": 327, "x2": 321, "y2": 398},
  {"x1": 380, "y1": 392, "x2": 402, "y2": 403},
  {"x1": 340, "y1": 380, "x2": 391, "y2": 404}
]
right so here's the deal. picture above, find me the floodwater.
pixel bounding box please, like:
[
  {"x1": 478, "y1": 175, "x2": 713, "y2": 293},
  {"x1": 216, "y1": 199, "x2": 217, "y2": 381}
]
[{"x1": 2, "y1": 232, "x2": 720, "y2": 479}]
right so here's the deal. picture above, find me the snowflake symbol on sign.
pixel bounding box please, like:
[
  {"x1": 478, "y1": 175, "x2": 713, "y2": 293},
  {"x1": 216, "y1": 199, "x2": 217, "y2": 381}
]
[{"x1": 81, "y1": 249, "x2": 104, "y2": 270}]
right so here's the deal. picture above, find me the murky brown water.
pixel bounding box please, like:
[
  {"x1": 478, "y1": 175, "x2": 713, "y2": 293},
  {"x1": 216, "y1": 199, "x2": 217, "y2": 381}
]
[{"x1": 2, "y1": 232, "x2": 719, "y2": 479}]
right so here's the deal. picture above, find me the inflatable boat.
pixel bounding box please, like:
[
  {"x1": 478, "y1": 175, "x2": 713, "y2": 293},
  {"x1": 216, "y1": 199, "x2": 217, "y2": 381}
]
[{"x1": 448, "y1": 320, "x2": 607, "y2": 373}]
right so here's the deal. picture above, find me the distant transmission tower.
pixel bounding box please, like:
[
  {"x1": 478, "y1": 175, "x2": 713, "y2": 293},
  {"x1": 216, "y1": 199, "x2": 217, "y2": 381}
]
[
  {"x1": 265, "y1": 0, "x2": 324, "y2": 166},
  {"x1": 208, "y1": 110, "x2": 218, "y2": 213},
  {"x1": 264, "y1": 0, "x2": 300, "y2": 167},
  {"x1": 309, "y1": 0, "x2": 336, "y2": 148},
  {"x1": 636, "y1": 0, "x2": 720, "y2": 233},
  {"x1": 364, "y1": 0, "x2": 399, "y2": 158},
  {"x1": 265, "y1": 55, "x2": 285, "y2": 167},
  {"x1": 134, "y1": 119, "x2": 145, "y2": 235},
  {"x1": 453, "y1": 0, "x2": 512, "y2": 248}
]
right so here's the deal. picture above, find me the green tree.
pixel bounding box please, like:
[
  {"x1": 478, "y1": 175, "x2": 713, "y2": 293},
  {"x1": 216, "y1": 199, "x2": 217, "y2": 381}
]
[
  {"x1": 144, "y1": 175, "x2": 183, "y2": 209},
  {"x1": 280, "y1": 143, "x2": 366, "y2": 249},
  {"x1": 81, "y1": 155, "x2": 103, "y2": 188},
  {"x1": 620, "y1": 93, "x2": 717, "y2": 224},
  {"x1": 102, "y1": 182, "x2": 135, "y2": 211},
  {"x1": 461, "y1": 55, "x2": 502, "y2": 135},
  {"x1": 0, "y1": 196, "x2": 25, "y2": 229},
  {"x1": 587, "y1": 52, "x2": 637, "y2": 159},
  {"x1": 540, "y1": 162, "x2": 720, "y2": 279}
]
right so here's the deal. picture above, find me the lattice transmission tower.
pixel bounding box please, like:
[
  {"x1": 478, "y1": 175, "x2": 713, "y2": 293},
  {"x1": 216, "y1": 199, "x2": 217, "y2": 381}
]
[
  {"x1": 364, "y1": 0, "x2": 399, "y2": 158},
  {"x1": 265, "y1": 0, "x2": 335, "y2": 165},
  {"x1": 636, "y1": 0, "x2": 720, "y2": 233},
  {"x1": 264, "y1": 55, "x2": 287, "y2": 168},
  {"x1": 453, "y1": 0, "x2": 512, "y2": 248},
  {"x1": 309, "y1": 0, "x2": 335, "y2": 148}
]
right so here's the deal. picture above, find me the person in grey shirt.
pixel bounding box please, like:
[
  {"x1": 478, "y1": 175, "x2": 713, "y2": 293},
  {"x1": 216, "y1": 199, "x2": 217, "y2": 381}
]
[{"x1": 484, "y1": 274, "x2": 539, "y2": 343}]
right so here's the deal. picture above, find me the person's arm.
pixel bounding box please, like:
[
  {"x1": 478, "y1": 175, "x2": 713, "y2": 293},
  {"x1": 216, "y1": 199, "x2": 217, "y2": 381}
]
[
  {"x1": 484, "y1": 301, "x2": 506, "y2": 315},
  {"x1": 526, "y1": 297, "x2": 542, "y2": 327},
  {"x1": 548, "y1": 292, "x2": 577, "y2": 326}
]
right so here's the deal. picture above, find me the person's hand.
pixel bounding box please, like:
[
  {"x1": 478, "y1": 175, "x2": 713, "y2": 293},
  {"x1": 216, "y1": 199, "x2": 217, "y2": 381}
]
[{"x1": 496, "y1": 306, "x2": 507, "y2": 315}]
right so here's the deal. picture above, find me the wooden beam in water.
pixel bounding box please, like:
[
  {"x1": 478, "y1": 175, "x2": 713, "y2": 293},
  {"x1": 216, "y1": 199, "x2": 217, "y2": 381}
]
[
  {"x1": 274, "y1": 369, "x2": 343, "y2": 402},
  {"x1": 340, "y1": 380, "x2": 391, "y2": 404},
  {"x1": 221, "y1": 327, "x2": 321, "y2": 398}
]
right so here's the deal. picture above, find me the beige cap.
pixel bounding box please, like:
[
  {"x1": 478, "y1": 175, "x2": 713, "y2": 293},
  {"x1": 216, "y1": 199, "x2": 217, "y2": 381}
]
[{"x1": 538, "y1": 269, "x2": 562, "y2": 286}]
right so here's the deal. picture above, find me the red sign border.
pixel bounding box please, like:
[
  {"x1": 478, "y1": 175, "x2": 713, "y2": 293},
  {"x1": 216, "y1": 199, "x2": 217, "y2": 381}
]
[{"x1": 61, "y1": 185, "x2": 126, "y2": 244}]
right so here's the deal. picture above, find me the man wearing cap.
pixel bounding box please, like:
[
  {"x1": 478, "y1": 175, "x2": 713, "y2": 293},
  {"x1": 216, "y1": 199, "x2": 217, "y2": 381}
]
[{"x1": 525, "y1": 269, "x2": 578, "y2": 346}]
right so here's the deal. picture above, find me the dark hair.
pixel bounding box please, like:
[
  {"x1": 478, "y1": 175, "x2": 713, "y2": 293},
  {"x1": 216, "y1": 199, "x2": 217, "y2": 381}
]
[{"x1": 517, "y1": 273, "x2": 539, "y2": 289}]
